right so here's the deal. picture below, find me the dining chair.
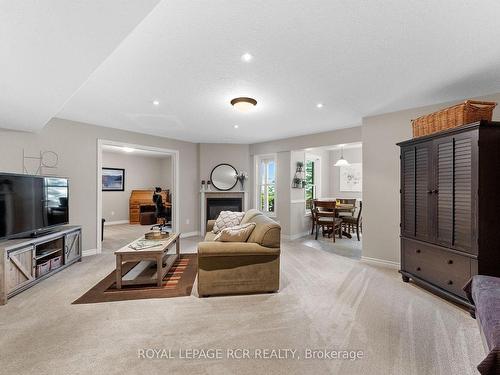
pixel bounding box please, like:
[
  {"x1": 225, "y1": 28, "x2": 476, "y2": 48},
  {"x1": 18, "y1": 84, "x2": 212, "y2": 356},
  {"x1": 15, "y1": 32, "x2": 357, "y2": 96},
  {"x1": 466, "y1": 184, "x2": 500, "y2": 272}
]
[
  {"x1": 313, "y1": 200, "x2": 343, "y2": 242},
  {"x1": 309, "y1": 205, "x2": 316, "y2": 235},
  {"x1": 337, "y1": 198, "x2": 357, "y2": 218},
  {"x1": 341, "y1": 201, "x2": 362, "y2": 241}
]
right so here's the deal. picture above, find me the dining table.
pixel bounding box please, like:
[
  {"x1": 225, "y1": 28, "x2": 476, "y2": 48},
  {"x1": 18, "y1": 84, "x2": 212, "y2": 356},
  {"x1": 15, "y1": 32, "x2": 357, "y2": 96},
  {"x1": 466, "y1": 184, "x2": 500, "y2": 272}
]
[{"x1": 314, "y1": 198, "x2": 355, "y2": 239}]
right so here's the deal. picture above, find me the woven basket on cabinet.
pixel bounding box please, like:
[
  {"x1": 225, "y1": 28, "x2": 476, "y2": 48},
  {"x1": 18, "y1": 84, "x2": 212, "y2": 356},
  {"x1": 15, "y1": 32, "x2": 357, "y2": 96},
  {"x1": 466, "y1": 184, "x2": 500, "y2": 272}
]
[{"x1": 412, "y1": 100, "x2": 497, "y2": 138}]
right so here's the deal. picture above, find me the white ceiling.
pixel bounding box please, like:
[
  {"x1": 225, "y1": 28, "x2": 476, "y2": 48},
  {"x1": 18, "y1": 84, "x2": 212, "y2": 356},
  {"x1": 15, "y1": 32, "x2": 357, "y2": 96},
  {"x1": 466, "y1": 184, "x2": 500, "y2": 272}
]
[
  {"x1": 0, "y1": 0, "x2": 160, "y2": 131},
  {"x1": 3, "y1": 1, "x2": 500, "y2": 143},
  {"x1": 102, "y1": 144, "x2": 172, "y2": 158}
]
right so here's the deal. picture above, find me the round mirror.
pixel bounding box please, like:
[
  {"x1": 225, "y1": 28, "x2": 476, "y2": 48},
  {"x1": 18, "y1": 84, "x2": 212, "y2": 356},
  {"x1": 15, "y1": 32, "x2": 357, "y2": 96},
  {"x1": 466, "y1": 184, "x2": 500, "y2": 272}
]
[{"x1": 210, "y1": 164, "x2": 238, "y2": 191}]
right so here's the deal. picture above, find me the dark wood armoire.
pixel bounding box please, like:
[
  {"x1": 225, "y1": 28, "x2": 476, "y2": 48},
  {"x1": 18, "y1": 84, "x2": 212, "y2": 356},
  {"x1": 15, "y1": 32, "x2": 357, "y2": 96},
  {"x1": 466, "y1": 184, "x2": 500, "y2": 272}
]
[{"x1": 398, "y1": 121, "x2": 500, "y2": 308}]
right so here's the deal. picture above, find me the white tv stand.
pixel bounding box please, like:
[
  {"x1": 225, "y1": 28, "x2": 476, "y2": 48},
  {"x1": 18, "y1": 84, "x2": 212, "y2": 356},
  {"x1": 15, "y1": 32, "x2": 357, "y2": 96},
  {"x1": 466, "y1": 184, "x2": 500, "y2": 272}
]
[{"x1": 0, "y1": 226, "x2": 82, "y2": 305}]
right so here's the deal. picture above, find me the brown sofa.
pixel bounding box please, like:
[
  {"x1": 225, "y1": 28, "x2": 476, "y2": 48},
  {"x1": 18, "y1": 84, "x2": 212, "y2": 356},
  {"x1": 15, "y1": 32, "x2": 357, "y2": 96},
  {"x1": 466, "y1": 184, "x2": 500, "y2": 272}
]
[{"x1": 197, "y1": 209, "x2": 281, "y2": 297}]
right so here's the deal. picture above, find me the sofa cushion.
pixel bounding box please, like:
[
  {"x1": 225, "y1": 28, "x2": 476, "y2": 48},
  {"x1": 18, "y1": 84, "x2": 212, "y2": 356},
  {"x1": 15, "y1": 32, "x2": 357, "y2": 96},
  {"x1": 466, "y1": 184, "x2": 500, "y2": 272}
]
[
  {"x1": 204, "y1": 231, "x2": 218, "y2": 241},
  {"x1": 247, "y1": 214, "x2": 280, "y2": 248},
  {"x1": 464, "y1": 275, "x2": 500, "y2": 375},
  {"x1": 212, "y1": 211, "x2": 245, "y2": 233},
  {"x1": 215, "y1": 223, "x2": 256, "y2": 242},
  {"x1": 240, "y1": 209, "x2": 263, "y2": 224}
]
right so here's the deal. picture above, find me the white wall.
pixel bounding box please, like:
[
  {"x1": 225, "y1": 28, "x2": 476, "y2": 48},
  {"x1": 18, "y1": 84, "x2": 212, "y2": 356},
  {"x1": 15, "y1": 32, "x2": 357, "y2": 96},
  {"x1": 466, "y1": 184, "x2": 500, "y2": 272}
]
[
  {"x1": 275, "y1": 152, "x2": 291, "y2": 234},
  {"x1": 362, "y1": 92, "x2": 500, "y2": 265},
  {"x1": 329, "y1": 147, "x2": 362, "y2": 200},
  {"x1": 0, "y1": 118, "x2": 199, "y2": 251},
  {"x1": 102, "y1": 152, "x2": 171, "y2": 222}
]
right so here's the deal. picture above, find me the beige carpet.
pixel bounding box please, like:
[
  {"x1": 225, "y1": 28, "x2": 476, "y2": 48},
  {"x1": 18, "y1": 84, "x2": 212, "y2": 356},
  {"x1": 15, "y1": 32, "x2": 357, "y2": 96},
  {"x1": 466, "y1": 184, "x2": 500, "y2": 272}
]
[{"x1": 0, "y1": 231, "x2": 484, "y2": 374}]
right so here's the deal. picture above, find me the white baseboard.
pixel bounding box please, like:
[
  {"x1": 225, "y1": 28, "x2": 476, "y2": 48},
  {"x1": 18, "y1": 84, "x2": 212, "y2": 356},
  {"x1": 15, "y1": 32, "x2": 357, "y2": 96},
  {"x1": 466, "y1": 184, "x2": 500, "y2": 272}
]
[
  {"x1": 361, "y1": 256, "x2": 400, "y2": 269},
  {"x1": 181, "y1": 231, "x2": 200, "y2": 238},
  {"x1": 282, "y1": 231, "x2": 310, "y2": 241},
  {"x1": 82, "y1": 248, "x2": 98, "y2": 257},
  {"x1": 104, "y1": 220, "x2": 129, "y2": 226}
]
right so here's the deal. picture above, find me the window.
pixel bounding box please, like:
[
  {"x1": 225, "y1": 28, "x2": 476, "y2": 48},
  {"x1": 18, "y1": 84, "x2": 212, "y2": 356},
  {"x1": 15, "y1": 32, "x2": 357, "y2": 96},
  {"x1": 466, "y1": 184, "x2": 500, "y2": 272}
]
[
  {"x1": 305, "y1": 154, "x2": 320, "y2": 211},
  {"x1": 255, "y1": 154, "x2": 277, "y2": 215}
]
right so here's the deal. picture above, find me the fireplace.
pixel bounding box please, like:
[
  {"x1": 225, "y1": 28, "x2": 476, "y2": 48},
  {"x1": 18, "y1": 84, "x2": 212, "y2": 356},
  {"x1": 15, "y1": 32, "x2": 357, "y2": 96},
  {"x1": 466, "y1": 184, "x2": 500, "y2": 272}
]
[
  {"x1": 200, "y1": 190, "x2": 246, "y2": 234},
  {"x1": 206, "y1": 197, "x2": 243, "y2": 221}
]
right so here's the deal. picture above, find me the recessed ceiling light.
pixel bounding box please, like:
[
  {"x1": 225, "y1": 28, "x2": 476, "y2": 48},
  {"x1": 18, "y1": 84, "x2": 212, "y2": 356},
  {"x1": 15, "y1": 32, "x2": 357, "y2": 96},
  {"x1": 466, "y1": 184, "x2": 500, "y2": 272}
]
[
  {"x1": 241, "y1": 53, "x2": 253, "y2": 62},
  {"x1": 316, "y1": 103, "x2": 324, "y2": 108},
  {"x1": 233, "y1": 125, "x2": 239, "y2": 129},
  {"x1": 230, "y1": 97, "x2": 257, "y2": 113},
  {"x1": 122, "y1": 147, "x2": 135, "y2": 153},
  {"x1": 153, "y1": 100, "x2": 160, "y2": 106}
]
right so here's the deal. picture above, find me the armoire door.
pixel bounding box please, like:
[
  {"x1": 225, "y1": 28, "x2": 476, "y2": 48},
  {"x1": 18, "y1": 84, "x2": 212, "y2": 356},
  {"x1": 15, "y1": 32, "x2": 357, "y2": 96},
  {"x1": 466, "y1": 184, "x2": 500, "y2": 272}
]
[
  {"x1": 433, "y1": 131, "x2": 478, "y2": 253},
  {"x1": 401, "y1": 141, "x2": 433, "y2": 240}
]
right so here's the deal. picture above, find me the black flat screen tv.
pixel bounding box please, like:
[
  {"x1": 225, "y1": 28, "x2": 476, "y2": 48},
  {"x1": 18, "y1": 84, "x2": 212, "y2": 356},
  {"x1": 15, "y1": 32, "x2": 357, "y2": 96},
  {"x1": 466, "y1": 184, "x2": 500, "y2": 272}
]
[{"x1": 0, "y1": 173, "x2": 69, "y2": 239}]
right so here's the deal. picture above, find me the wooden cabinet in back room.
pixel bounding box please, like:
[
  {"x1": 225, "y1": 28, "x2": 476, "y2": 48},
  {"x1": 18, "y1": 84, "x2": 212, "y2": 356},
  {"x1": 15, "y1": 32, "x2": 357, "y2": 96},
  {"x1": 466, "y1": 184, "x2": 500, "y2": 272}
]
[{"x1": 398, "y1": 121, "x2": 500, "y2": 309}]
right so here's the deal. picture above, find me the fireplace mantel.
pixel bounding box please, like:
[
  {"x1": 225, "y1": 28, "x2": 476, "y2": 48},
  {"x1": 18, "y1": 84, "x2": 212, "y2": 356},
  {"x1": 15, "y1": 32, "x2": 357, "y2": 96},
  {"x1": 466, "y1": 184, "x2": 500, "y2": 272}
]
[{"x1": 200, "y1": 190, "x2": 248, "y2": 235}]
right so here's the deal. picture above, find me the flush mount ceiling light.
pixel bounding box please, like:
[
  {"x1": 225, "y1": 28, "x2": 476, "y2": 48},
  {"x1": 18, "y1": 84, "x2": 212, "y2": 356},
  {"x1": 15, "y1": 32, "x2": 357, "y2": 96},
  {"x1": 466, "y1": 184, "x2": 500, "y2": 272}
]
[
  {"x1": 233, "y1": 124, "x2": 239, "y2": 129},
  {"x1": 316, "y1": 103, "x2": 324, "y2": 108},
  {"x1": 230, "y1": 97, "x2": 257, "y2": 113},
  {"x1": 334, "y1": 146, "x2": 350, "y2": 167},
  {"x1": 152, "y1": 100, "x2": 160, "y2": 106}
]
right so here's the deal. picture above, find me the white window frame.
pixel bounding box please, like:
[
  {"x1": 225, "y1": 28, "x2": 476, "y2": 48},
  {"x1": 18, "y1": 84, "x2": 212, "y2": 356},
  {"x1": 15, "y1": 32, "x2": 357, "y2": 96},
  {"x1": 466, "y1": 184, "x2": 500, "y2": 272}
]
[
  {"x1": 254, "y1": 153, "x2": 278, "y2": 217},
  {"x1": 305, "y1": 153, "x2": 321, "y2": 215}
]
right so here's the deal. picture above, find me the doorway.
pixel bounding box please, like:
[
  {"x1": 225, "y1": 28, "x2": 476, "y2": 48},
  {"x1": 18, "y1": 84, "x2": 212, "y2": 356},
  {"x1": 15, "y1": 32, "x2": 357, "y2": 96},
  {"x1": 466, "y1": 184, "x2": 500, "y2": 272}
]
[{"x1": 96, "y1": 140, "x2": 180, "y2": 253}]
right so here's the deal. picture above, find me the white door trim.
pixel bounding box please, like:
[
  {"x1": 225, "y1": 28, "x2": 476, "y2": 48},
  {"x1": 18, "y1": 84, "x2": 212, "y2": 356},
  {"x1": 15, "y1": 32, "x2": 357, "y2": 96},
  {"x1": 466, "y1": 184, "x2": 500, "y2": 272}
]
[{"x1": 96, "y1": 139, "x2": 180, "y2": 254}]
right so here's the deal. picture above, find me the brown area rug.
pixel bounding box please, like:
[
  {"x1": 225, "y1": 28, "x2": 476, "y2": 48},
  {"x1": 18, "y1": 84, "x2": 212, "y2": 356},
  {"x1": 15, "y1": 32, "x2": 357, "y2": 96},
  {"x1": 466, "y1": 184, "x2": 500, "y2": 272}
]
[{"x1": 73, "y1": 254, "x2": 197, "y2": 304}]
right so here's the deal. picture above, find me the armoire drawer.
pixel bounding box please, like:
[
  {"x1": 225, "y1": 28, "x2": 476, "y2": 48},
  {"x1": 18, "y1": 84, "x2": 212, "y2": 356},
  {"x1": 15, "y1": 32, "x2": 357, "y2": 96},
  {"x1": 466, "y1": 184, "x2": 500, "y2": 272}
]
[{"x1": 401, "y1": 238, "x2": 472, "y2": 298}]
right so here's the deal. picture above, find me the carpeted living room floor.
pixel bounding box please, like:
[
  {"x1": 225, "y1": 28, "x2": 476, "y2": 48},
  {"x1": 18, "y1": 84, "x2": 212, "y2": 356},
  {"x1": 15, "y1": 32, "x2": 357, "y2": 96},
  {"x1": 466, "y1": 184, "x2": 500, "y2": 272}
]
[{"x1": 0, "y1": 225, "x2": 484, "y2": 375}]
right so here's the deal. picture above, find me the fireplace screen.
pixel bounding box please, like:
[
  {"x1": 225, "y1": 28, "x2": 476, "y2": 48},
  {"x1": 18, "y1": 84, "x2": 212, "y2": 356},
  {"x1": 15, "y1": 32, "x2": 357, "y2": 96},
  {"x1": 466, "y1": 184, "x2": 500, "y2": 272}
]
[{"x1": 206, "y1": 198, "x2": 243, "y2": 220}]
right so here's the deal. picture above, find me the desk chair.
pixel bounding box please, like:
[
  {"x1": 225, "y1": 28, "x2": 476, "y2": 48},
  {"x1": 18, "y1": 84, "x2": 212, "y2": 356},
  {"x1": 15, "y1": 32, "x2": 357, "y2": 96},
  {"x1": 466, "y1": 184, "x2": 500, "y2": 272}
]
[{"x1": 151, "y1": 188, "x2": 169, "y2": 232}]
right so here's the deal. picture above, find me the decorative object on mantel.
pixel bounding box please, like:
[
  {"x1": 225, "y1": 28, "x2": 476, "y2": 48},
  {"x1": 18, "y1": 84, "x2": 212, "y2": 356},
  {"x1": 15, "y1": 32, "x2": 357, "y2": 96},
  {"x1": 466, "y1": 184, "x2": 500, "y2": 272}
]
[
  {"x1": 210, "y1": 163, "x2": 238, "y2": 191},
  {"x1": 236, "y1": 171, "x2": 248, "y2": 190},
  {"x1": 292, "y1": 161, "x2": 306, "y2": 189},
  {"x1": 201, "y1": 180, "x2": 206, "y2": 190},
  {"x1": 412, "y1": 100, "x2": 497, "y2": 138},
  {"x1": 206, "y1": 180, "x2": 212, "y2": 191},
  {"x1": 334, "y1": 146, "x2": 350, "y2": 167}
]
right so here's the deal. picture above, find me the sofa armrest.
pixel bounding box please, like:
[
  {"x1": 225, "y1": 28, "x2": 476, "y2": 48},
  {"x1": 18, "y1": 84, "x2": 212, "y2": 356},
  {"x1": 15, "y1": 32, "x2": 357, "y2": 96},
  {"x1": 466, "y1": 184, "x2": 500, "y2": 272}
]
[
  {"x1": 206, "y1": 220, "x2": 216, "y2": 232},
  {"x1": 198, "y1": 241, "x2": 280, "y2": 257}
]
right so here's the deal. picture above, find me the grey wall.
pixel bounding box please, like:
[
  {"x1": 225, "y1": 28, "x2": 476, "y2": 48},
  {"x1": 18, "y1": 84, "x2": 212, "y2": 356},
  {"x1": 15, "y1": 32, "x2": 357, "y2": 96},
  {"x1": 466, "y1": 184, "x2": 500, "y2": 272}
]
[
  {"x1": 362, "y1": 92, "x2": 500, "y2": 264},
  {"x1": 102, "y1": 152, "x2": 171, "y2": 222},
  {"x1": 329, "y1": 147, "x2": 362, "y2": 200},
  {"x1": 0, "y1": 118, "x2": 199, "y2": 251},
  {"x1": 159, "y1": 157, "x2": 172, "y2": 191},
  {"x1": 199, "y1": 143, "x2": 250, "y2": 191}
]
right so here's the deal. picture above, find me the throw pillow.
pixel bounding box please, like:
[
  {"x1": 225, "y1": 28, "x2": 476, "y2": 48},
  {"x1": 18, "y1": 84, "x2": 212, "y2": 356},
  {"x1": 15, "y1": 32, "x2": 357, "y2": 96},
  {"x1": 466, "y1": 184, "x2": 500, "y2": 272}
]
[
  {"x1": 215, "y1": 223, "x2": 256, "y2": 242},
  {"x1": 212, "y1": 211, "x2": 245, "y2": 233}
]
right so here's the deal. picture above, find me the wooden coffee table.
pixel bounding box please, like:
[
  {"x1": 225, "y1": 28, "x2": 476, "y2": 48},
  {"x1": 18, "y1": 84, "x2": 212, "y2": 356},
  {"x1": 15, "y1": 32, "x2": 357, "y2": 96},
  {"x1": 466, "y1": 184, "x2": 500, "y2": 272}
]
[{"x1": 114, "y1": 233, "x2": 180, "y2": 289}]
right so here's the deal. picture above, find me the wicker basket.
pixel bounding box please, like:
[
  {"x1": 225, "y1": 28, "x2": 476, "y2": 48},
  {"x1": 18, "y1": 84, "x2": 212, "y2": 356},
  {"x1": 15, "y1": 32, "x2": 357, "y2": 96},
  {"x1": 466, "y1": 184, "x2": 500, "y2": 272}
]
[{"x1": 412, "y1": 100, "x2": 497, "y2": 138}]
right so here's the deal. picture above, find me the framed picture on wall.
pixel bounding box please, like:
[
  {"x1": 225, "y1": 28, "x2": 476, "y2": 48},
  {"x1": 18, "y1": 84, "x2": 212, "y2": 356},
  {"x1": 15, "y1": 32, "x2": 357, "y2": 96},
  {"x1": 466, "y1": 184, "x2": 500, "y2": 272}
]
[
  {"x1": 102, "y1": 168, "x2": 125, "y2": 191},
  {"x1": 339, "y1": 163, "x2": 362, "y2": 192}
]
